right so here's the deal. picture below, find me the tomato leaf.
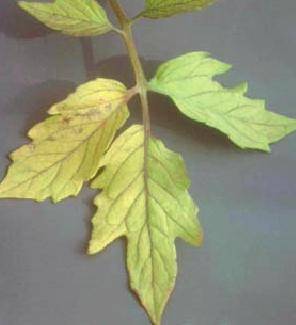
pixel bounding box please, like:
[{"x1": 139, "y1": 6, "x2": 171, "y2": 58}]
[
  {"x1": 18, "y1": 0, "x2": 113, "y2": 36},
  {"x1": 0, "y1": 78, "x2": 129, "y2": 203},
  {"x1": 149, "y1": 52, "x2": 296, "y2": 151},
  {"x1": 88, "y1": 125, "x2": 203, "y2": 325},
  {"x1": 143, "y1": 0, "x2": 215, "y2": 18}
]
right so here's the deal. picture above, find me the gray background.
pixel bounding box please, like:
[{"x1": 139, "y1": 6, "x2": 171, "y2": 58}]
[{"x1": 0, "y1": 0, "x2": 295, "y2": 324}]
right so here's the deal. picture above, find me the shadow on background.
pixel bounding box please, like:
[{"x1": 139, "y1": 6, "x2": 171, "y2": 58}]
[
  {"x1": 4, "y1": 80, "x2": 76, "y2": 135},
  {"x1": 0, "y1": 0, "x2": 50, "y2": 39}
]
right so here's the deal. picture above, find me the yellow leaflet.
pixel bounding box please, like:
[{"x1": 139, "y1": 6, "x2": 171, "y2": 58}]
[
  {"x1": 89, "y1": 125, "x2": 203, "y2": 325},
  {"x1": 18, "y1": 0, "x2": 113, "y2": 36},
  {"x1": 0, "y1": 78, "x2": 129, "y2": 203}
]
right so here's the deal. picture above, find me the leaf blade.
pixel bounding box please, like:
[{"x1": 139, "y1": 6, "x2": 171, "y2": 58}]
[
  {"x1": 149, "y1": 52, "x2": 296, "y2": 151},
  {"x1": 144, "y1": 0, "x2": 215, "y2": 18},
  {"x1": 18, "y1": 0, "x2": 113, "y2": 36},
  {"x1": 0, "y1": 78, "x2": 129, "y2": 203},
  {"x1": 88, "y1": 125, "x2": 202, "y2": 324}
]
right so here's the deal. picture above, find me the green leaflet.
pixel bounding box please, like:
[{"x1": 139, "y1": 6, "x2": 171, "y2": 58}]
[
  {"x1": 18, "y1": 0, "x2": 113, "y2": 36},
  {"x1": 149, "y1": 52, "x2": 296, "y2": 151},
  {"x1": 144, "y1": 0, "x2": 215, "y2": 18},
  {"x1": 0, "y1": 79, "x2": 129, "y2": 203},
  {"x1": 88, "y1": 125, "x2": 203, "y2": 325}
]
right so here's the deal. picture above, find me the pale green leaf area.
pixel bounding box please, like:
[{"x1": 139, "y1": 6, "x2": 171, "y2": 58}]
[
  {"x1": 144, "y1": 0, "x2": 215, "y2": 18},
  {"x1": 88, "y1": 125, "x2": 203, "y2": 325},
  {"x1": 0, "y1": 79, "x2": 129, "y2": 203},
  {"x1": 18, "y1": 0, "x2": 113, "y2": 36},
  {"x1": 149, "y1": 52, "x2": 296, "y2": 151}
]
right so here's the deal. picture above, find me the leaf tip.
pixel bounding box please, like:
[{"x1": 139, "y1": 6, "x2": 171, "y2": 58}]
[
  {"x1": 48, "y1": 105, "x2": 58, "y2": 115},
  {"x1": 17, "y1": 0, "x2": 26, "y2": 8},
  {"x1": 232, "y1": 81, "x2": 249, "y2": 94},
  {"x1": 86, "y1": 245, "x2": 94, "y2": 255},
  {"x1": 87, "y1": 240, "x2": 102, "y2": 255},
  {"x1": 264, "y1": 146, "x2": 272, "y2": 154},
  {"x1": 222, "y1": 62, "x2": 233, "y2": 73},
  {"x1": 18, "y1": 1, "x2": 32, "y2": 12}
]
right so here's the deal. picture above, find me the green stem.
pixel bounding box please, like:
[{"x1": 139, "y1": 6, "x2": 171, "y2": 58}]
[{"x1": 108, "y1": 0, "x2": 150, "y2": 137}]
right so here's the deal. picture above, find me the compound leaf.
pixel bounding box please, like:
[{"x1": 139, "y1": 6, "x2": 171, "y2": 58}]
[
  {"x1": 88, "y1": 125, "x2": 203, "y2": 325},
  {"x1": 0, "y1": 78, "x2": 129, "y2": 203},
  {"x1": 144, "y1": 0, "x2": 215, "y2": 18},
  {"x1": 18, "y1": 0, "x2": 113, "y2": 36},
  {"x1": 149, "y1": 52, "x2": 296, "y2": 151}
]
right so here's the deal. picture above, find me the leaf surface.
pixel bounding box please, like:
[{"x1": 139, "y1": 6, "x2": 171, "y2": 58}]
[
  {"x1": 0, "y1": 79, "x2": 129, "y2": 202},
  {"x1": 88, "y1": 125, "x2": 203, "y2": 325},
  {"x1": 18, "y1": 0, "x2": 112, "y2": 36},
  {"x1": 149, "y1": 52, "x2": 296, "y2": 151},
  {"x1": 144, "y1": 0, "x2": 215, "y2": 18}
]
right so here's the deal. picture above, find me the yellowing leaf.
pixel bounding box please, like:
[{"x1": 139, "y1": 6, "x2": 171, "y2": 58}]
[
  {"x1": 149, "y1": 52, "x2": 296, "y2": 151},
  {"x1": 144, "y1": 0, "x2": 215, "y2": 18},
  {"x1": 0, "y1": 78, "x2": 129, "y2": 203},
  {"x1": 18, "y1": 0, "x2": 113, "y2": 36},
  {"x1": 88, "y1": 125, "x2": 203, "y2": 325}
]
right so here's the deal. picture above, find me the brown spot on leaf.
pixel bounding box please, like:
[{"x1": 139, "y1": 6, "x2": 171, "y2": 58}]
[{"x1": 62, "y1": 116, "x2": 71, "y2": 124}]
